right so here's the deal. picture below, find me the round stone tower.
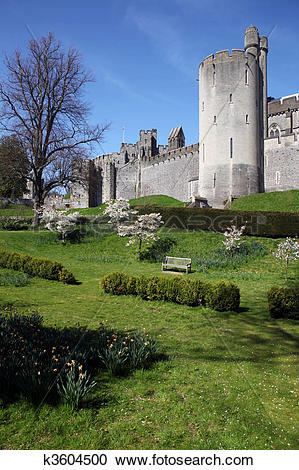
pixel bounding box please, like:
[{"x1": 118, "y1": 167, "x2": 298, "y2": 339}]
[{"x1": 198, "y1": 26, "x2": 268, "y2": 207}]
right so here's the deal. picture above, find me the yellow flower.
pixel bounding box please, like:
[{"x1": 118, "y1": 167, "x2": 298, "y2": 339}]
[
  {"x1": 71, "y1": 360, "x2": 75, "y2": 365},
  {"x1": 53, "y1": 369, "x2": 57, "y2": 372},
  {"x1": 79, "y1": 373, "x2": 84, "y2": 379},
  {"x1": 78, "y1": 365, "x2": 83, "y2": 371},
  {"x1": 37, "y1": 371, "x2": 41, "y2": 375}
]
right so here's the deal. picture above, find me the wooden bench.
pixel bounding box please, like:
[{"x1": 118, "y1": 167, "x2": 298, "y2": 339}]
[{"x1": 162, "y1": 256, "x2": 191, "y2": 274}]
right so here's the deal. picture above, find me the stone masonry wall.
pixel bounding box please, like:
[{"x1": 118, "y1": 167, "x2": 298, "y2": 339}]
[
  {"x1": 140, "y1": 148, "x2": 199, "y2": 201},
  {"x1": 116, "y1": 161, "x2": 139, "y2": 200},
  {"x1": 264, "y1": 133, "x2": 299, "y2": 192}
]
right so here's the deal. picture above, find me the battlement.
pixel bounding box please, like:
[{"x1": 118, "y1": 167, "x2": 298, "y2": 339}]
[
  {"x1": 139, "y1": 129, "x2": 157, "y2": 138},
  {"x1": 200, "y1": 49, "x2": 246, "y2": 67},
  {"x1": 121, "y1": 143, "x2": 136, "y2": 149},
  {"x1": 140, "y1": 142, "x2": 199, "y2": 166},
  {"x1": 268, "y1": 94, "x2": 299, "y2": 116}
]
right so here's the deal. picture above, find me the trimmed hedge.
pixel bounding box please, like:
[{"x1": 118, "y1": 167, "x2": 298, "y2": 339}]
[
  {"x1": 0, "y1": 216, "x2": 32, "y2": 230},
  {"x1": 268, "y1": 286, "x2": 299, "y2": 319},
  {"x1": 136, "y1": 206, "x2": 299, "y2": 238},
  {"x1": 0, "y1": 249, "x2": 76, "y2": 284},
  {"x1": 100, "y1": 272, "x2": 240, "y2": 312}
]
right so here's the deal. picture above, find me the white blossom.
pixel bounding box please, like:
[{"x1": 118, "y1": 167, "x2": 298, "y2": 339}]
[
  {"x1": 222, "y1": 221, "x2": 247, "y2": 252},
  {"x1": 41, "y1": 207, "x2": 80, "y2": 242},
  {"x1": 272, "y1": 237, "x2": 299, "y2": 280},
  {"x1": 118, "y1": 213, "x2": 163, "y2": 260},
  {"x1": 103, "y1": 198, "x2": 137, "y2": 225}
]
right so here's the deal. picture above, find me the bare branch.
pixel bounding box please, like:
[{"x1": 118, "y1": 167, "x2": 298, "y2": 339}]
[{"x1": 0, "y1": 32, "x2": 110, "y2": 220}]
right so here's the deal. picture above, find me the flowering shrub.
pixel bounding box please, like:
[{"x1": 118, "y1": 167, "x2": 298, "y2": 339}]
[
  {"x1": 103, "y1": 200, "x2": 163, "y2": 261},
  {"x1": 41, "y1": 208, "x2": 81, "y2": 243},
  {"x1": 222, "y1": 221, "x2": 247, "y2": 253},
  {"x1": 118, "y1": 213, "x2": 164, "y2": 261},
  {"x1": 103, "y1": 198, "x2": 137, "y2": 225},
  {"x1": 271, "y1": 237, "x2": 299, "y2": 280}
]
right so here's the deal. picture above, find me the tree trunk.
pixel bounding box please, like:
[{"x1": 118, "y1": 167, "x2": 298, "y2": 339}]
[
  {"x1": 285, "y1": 258, "x2": 289, "y2": 281},
  {"x1": 138, "y1": 238, "x2": 142, "y2": 261},
  {"x1": 32, "y1": 192, "x2": 44, "y2": 228},
  {"x1": 32, "y1": 174, "x2": 45, "y2": 228}
]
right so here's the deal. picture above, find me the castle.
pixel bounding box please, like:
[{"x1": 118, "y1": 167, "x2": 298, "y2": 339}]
[{"x1": 70, "y1": 26, "x2": 299, "y2": 209}]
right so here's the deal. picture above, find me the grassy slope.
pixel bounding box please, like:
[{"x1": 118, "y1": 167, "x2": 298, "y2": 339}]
[
  {"x1": 0, "y1": 229, "x2": 298, "y2": 450},
  {"x1": 0, "y1": 195, "x2": 185, "y2": 217},
  {"x1": 230, "y1": 190, "x2": 299, "y2": 212},
  {"x1": 130, "y1": 195, "x2": 186, "y2": 207},
  {"x1": 2, "y1": 191, "x2": 298, "y2": 217},
  {"x1": 0, "y1": 203, "x2": 34, "y2": 216}
]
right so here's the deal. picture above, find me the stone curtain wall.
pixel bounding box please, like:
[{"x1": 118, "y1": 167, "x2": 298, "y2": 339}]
[
  {"x1": 116, "y1": 161, "x2": 139, "y2": 200},
  {"x1": 264, "y1": 134, "x2": 299, "y2": 192},
  {"x1": 140, "y1": 150, "x2": 199, "y2": 202}
]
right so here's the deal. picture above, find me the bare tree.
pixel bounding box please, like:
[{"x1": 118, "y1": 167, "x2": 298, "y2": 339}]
[{"x1": 0, "y1": 33, "x2": 109, "y2": 225}]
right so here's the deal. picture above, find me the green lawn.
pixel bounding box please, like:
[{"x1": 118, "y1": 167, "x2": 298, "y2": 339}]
[
  {"x1": 0, "y1": 229, "x2": 298, "y2": 450},
  {"x1": 230, "y1": 190, "x2": 299, "y2": 212},
  {"x1": 0, "y1": 203, "x2": 34, "y2": 216}
]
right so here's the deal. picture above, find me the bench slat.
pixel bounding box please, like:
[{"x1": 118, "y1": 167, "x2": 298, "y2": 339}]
[{"x1": 162, "y1": 256, "x2": 192, "y2": 274}]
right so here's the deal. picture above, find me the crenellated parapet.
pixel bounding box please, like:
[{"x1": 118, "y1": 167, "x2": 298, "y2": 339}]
[
  {"x1": 140, "y1": 142, "x2": 199, "y2": 166},
  {"x1": 200, "y1": 49, "x2": 247, "y2": 69},
  {"x1": 268, "y1": 94, "x2": 299, "y2": 116}
]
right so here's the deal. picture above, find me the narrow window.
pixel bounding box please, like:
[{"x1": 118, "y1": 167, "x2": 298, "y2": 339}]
[
  {"x1": 229, "y1": 93, "x2": 233, "y2": 103},
  {"x1": 245, "y1": 68, "x2": 248, "y2": 85},
  {"x1": 202, "y1": 143, "x2": 205, "y2": 163},
  {"x1": 230, "y1": 138, "x2": 233, "y2": 158},
  {"x1": 245, "y1": 114, "x2": 249, "y2": 124},
  {"x1": 213, "y1": 115, "x2": 217, "y2": 124},
  {"x1": 276, "y1": 171, "x2": 280, "y2": 184},
  {"x1": 213, "y1": 173, "x2": 216, "y2": 188},
  {"x1": 202, "y1": 101, "x2": 204, "y2": 111},
  {"x1": 213, "y1": 71, "x2": 216, "y2": 86}
]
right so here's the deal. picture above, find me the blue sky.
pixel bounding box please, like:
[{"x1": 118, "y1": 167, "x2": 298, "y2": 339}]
[{"x1": 0, "y1": 0, "x2": 298, "y2": 155}]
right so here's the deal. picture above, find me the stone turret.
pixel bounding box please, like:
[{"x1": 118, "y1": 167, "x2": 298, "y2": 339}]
[
  {"x1": 168, "y1": 126, "x2": 185, "y2": 150},
  {"x1": 198, "y1": 26, "x2": 267, "y2": 207},
  {"x1": 138, "y1": 129, "x2": 158, "y2": 159}
]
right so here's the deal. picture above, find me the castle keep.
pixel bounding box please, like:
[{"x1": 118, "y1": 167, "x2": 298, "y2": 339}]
[{"x1": 71, "y1": 26, "x2": 299, "y2": 209}]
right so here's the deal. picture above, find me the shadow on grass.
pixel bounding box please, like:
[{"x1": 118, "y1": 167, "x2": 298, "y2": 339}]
[{"x1": 189, "y1": 311, "x2": 299, "y2": 366}]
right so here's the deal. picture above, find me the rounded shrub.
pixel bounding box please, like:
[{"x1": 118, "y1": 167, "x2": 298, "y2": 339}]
[
  {"x1": 268, "y1": 286, "x2": 299, "y2": 319},
  {"x1": 205, "y1": 281, "x2": 240, "y2": 312}
]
